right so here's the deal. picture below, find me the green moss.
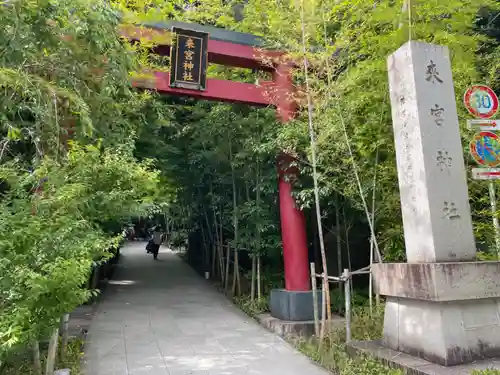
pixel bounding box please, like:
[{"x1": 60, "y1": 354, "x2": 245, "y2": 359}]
[{"x1": 233, "y1": 295, "x2": 269, "y2": 317}]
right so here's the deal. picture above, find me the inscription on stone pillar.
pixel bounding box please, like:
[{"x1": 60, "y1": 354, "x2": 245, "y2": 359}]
[{"x1": 387, "y1": 41, "x2": 476, "y2": 262}]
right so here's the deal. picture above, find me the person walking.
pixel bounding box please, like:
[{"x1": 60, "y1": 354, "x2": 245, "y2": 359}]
[{"x1": 151, "y1": 226, "x2": 164, "y2": 260}]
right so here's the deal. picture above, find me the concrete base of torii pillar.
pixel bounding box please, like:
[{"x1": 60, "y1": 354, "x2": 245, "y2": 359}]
[{"x1": 347, "y1": 41, "x2": 500, "y2": 372}]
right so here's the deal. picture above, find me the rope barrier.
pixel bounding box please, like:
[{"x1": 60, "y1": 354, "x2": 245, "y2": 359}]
[{"x1": 310, "y1": 264, "x2": 379, "y2": 343}]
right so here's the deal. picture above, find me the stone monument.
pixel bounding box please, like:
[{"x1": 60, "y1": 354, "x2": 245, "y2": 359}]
[{"x1": 372, "y1": 41, "x2": 500, "y2": 366}]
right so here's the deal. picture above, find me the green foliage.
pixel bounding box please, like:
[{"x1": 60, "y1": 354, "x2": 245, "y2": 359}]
[
  {"x1": 0, "y1": 0, "x2": 146, "y2": 157},
  {"x1": 0, "y1": 0, "x2": 161, "y2": 361},
  {"x1": 477, "y1": 251, "x2": 498, "y2": 261},
  {"x1": 0, "y1": 143, "x2": 158, "y2": 354},
  {"x1": 473, "y1": 370, "x2": 500, "y2": 375},
  {"x1": 1, "y1": 338, "x2": 84, "y2": 375},
  {"x1": 330, "y1": 288, "x2": 369, "y2": 314},
  {"x1": 295, "y1": 305, "x2": 400, "y2": 375},
  {"x1": 234, "y1": 295, "x2": 269, "y2": 317}
]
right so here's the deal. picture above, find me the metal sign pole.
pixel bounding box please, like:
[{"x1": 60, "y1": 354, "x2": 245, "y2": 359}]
[
  {"x1": 466, "y1": 84, "x2": 500, "y2": 256},
  {"x1": 488, "y1": 181, "x2": 500, "y2": 256}
]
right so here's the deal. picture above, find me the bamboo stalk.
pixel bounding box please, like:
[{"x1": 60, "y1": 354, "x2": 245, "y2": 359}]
[
  {"x1": 253, "y1": 162, "x2": 261, "y2": 301},
  {"x1": 310, "y1": 262, "x2": 320, "y2": 337},
  {"x1": 344, "y1": 269, "x2": 352, "y2": 343},
  {"x1": 212, "y1": 205, "x2": 219, "y2": 278},
  {"x1": 229, "y1": 138, "x2": 240, "y2": 297},
  {"x1": 216, "y1": 209, "x2": 224, "y2": 283},
  {"x1": 343, "y1": 212, "x2": 354, "y2": 298},
  {"x1": 369, "y1": 237, "x2": 374, "y2": 315},
  {"x1": 335, "y1": 192, "x2": 342, "y2": 309},
  {"x1": 369, "y1": 147, "x2": 379, "y2": 314},
  {"x1": 319, "y1": 275, "x2": 327, "y2": 344},
  {"x1": 299, "y1": 0, "x2": 331, "y2": 328}
]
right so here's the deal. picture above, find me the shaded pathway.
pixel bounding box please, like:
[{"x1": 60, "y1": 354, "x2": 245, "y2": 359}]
[{"x1": 84, "y1": 242, "x2": 330, "y2": 375}]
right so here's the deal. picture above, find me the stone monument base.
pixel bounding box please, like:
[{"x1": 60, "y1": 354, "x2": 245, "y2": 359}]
[
  {"x1": 347, "y1": 340, "x2": 500, "y2": 375},
  {"x1": 373, "y1": 262, "x2": 500, "y2": 366}
]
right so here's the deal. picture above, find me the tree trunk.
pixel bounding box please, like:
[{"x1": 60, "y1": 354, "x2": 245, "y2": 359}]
[
  {"x1": 229, "y1": 139, "x2": 240, "y2": 297},
  {"x1": 232, "y1": 248, "x2": 237, "y2": 296},
  {"x1": 235, "y1": 250, "x2": 241, "y2": 296},
  {"x1": 60, "y1": 313, "x2": 70, "y2": 362},
  {"x1": 216, "y1": 217, "x2": 224, "y2": 283},
  {"x1": 211, "y1": 202, "x2": 219, "y2": 278},
  {"x1": 202, "y1": 204, "x2": 214, "y2": 274},
  {"x1": 257, "y1": 255, "x2": 262, "y2": 300},
  {"x1": 32, "y1": 340, "x2": 42, "y2": 375},
  {"x1": 164, "y1": 212, "x2": 169, "y2": 245},
  {"x1": 219, "y1": 209, "x2": 226, "y2": 287},
  {"x1": 211, "y1": 243, "x2": 217, "y2": 277},
  {"x1": 251, "y1": 254, "x2": 256, "y2": 300},
  {"x1": 200, "y1": 221, "x2": 208, "y2": 271},
  {"x1": 45, "y1": 327, "x2": 59, "y2": 375},
  {"x1": 224, "y1": 245, "x2": 230, "y2": 293},
  {"x1": 250, "y1": 169, "x2": 257, "y2": 301},
  {"x1": 255, "y1": 162, "x2": 262, "y2": 301}
]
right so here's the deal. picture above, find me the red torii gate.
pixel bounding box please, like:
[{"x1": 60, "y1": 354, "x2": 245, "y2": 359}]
[{"x1": 121, "y1": 21, "x2": 314, "y2": 321}]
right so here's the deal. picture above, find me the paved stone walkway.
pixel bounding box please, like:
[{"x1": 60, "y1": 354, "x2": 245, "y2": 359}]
[{"x1": 84, "y1": 242, "x2": 331, "y2": 375}]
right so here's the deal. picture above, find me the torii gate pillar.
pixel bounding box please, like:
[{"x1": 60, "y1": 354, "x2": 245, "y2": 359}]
[
  {"x1": 273, "y1": 63, "x2": 310, "y2": 292},
  {"x1": 268, "y1": 63, "x2": 318, "y2": 323}
]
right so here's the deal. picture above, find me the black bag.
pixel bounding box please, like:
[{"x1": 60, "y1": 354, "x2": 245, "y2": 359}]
[{"x1": 146, "y1": 240, "x2": 154, "y2": 253}]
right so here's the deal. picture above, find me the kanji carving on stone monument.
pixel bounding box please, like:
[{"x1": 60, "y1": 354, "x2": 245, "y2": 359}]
[
  {"x1": 436, "y1": 150, "x2": 452, "y2": 171},
  {"x1": 442, "y1": 201, "x2": 460, "y2": 220},
  {"x1": 430, "y1": 104, "x2": 445, "y2": 126},
  {"x1": 425, "y1": 60, "x2": 443, "y2": 84}
]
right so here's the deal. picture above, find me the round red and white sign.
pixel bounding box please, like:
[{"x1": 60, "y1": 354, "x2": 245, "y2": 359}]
[{"x1": 464, "y1": 85, "x2": 499, "y2": 119}]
